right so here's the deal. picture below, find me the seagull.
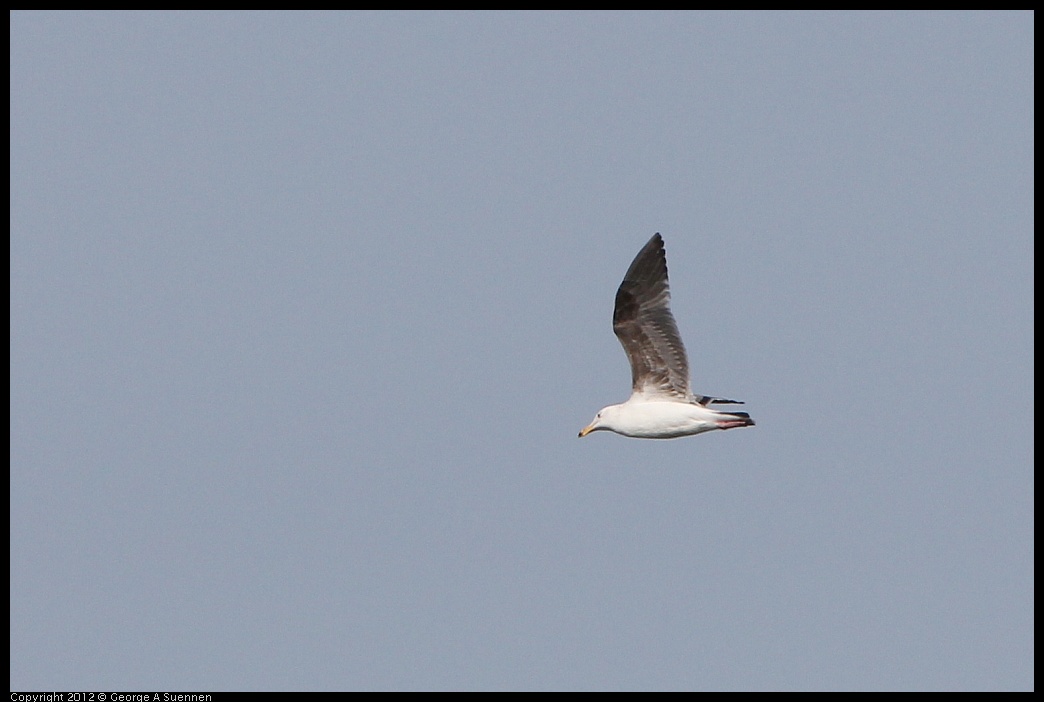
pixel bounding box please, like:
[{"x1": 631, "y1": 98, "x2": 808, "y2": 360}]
[{"x1": 579, "y1": 233, "x2": 755, "y2": 439}]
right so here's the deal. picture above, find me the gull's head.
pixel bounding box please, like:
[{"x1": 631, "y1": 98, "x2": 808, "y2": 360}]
[{"x1": 578, "y1": 405, "x2": 621, "y2": 438}]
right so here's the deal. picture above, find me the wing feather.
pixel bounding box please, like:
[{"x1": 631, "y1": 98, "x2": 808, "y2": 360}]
[{"x1": 611, "y1": 234, "x2": 691, "y2": 399}]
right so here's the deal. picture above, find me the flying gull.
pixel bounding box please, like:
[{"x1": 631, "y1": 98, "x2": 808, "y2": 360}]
[{"x1": 579, "y1": 233, "x2": 755, "y2": 439}]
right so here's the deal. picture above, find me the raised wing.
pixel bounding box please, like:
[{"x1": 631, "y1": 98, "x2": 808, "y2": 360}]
[{"x1": 611, "y1": 234, "x2": 691, "y2": 399}]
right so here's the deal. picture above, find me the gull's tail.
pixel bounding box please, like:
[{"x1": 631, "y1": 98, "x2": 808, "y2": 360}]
[{"x1": 715, "y1": 410, "x2": 755, "y2": 430}]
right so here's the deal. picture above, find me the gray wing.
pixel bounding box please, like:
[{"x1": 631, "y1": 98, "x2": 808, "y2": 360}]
[{"x1": 612, "y1": 233, "x2": 692, "y2": 399}]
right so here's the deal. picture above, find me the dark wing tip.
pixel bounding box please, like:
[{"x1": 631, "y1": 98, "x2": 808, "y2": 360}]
[
  {"x1": 613, "y1": 234, "x2": 668, "y2": 325},
  {"x1": 698, "y1": 396, "x2": 746, "y2": 406},
  {"x1": 622, "y1": 234, "x2": 668, "y2": 288}
]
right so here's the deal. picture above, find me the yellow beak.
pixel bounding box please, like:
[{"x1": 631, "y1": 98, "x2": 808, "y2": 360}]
[{"x1": 578, "y1": 424, "x2": 596, "y2": 438}]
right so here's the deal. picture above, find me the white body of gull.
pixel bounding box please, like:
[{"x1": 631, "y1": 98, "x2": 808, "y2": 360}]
[{"x1": 579, "y1": 233, "x2": 755, "y2": 439}]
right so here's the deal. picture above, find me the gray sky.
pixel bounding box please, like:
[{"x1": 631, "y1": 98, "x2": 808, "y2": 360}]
[{"x1": 10, "y1": 11, "x2": 1033, "y2": 691}]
